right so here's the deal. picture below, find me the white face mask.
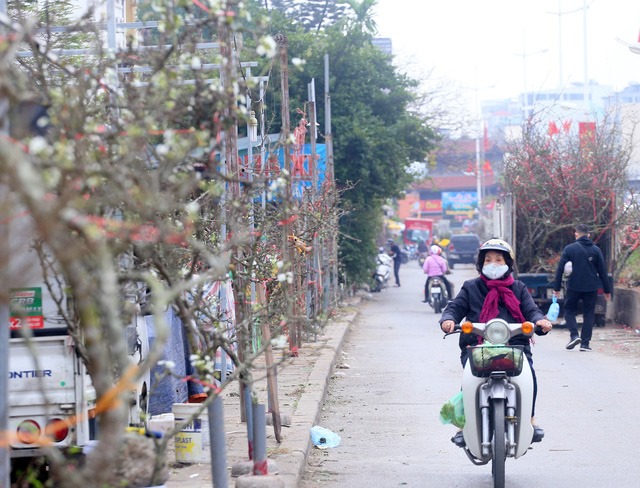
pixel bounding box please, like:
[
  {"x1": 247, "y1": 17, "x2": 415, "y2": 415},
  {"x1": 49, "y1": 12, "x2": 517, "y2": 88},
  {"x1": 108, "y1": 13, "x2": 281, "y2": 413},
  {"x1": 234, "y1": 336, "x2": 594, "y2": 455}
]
[{"x1": 482, "y1": 263, "x2": 509, "y2": 280}]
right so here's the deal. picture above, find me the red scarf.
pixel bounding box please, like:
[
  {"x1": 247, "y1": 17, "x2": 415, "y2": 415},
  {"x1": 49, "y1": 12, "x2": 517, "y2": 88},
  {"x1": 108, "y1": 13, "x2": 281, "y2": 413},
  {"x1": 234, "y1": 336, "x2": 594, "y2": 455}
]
[{"x1": 479, "y1": 274, "x2": 526, "y2": 323}]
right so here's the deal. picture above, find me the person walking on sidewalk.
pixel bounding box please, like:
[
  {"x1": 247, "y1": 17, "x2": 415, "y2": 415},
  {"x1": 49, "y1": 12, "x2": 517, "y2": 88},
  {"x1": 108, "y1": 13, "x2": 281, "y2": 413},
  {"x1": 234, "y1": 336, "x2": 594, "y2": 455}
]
[
  {"x1": 553, "y1": 224, "x2": 611, "y2": 352},
  {"x1": 387, "y1": 238, "x2": 402, "y2": 287}
]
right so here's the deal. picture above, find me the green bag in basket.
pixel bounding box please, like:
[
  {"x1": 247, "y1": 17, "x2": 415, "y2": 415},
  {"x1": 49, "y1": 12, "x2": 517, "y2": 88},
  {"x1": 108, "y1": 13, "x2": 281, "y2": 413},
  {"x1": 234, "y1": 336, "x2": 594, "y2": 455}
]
[{"x1": 439, "y1": 391, "x2": 465, "y2": 429}]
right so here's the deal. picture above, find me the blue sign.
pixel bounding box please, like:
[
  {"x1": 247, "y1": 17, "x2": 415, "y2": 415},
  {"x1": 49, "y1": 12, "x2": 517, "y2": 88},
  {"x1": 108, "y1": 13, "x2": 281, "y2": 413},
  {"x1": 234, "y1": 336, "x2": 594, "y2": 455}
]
[
  {"x1": 442, "y1": 191, "x2": 477, "y2": 219},
  {"x1": 239, "y1": 143, "x2": 326, "y2": 197}
]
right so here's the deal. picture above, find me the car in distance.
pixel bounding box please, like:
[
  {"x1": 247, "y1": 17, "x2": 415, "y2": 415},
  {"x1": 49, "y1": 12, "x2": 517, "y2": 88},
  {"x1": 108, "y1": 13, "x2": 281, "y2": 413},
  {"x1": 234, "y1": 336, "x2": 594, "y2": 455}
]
[{"x1": 447, "y1": 234, "x2": 482, "y2": 268}]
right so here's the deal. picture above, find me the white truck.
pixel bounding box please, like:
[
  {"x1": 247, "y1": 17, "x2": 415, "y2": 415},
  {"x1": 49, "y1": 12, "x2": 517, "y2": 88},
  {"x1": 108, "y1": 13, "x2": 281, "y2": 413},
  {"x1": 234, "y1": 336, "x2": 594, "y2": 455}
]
[{"x1": 7, "y1": 210, "x2": 150, "y2": 467}]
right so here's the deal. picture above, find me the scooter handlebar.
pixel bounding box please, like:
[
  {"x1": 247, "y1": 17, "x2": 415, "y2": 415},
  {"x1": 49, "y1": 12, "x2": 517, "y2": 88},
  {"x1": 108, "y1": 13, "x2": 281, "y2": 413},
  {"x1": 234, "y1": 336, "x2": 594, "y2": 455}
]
[{"x1": 442, "y1": 321, "x2": 546, "y2": 339}]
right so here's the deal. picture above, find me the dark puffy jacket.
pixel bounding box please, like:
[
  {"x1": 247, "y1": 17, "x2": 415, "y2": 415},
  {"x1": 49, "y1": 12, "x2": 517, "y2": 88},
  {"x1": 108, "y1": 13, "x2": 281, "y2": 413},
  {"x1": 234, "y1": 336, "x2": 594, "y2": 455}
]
[
  {"x1": 553, "y1": 236, "x2": 611, "y2": 294},
  {"x1": 439, "y1": 276, "x2": 546, "y2": 351}
]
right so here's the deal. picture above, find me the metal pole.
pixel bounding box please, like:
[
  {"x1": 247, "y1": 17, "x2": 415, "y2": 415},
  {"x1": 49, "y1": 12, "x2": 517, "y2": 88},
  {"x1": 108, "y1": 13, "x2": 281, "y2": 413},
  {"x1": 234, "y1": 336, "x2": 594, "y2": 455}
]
[
  {"x1": 474, "y1": 70, "x2": 482, "y2": 219},
  {"x1": 0, "y1": 2, "x2": 11, "y2": 484},
  {"x1": 106, "y1": 0, "x2": 117, "y2": 52},
  {"x1": 582, "y1": 0, "x2": 589, "y2": 112},
  {"x1": 259, "y1": 79, "x2": 266, "y2": 210},
  {"x1": 252, "y1": 403, "x2": 267, "y2": 475},
  {"x1": 521, "y1": 33, "x2": 528, "y2": 122},
  {"x1": 309, "y1": 79, "x2": 317, "y2": 191},
  {"x1": 475, "y1": 136, "x2": 481, "y2": 217},
  {"x1": 557, "y1": 0, "x2": 563, "y2": 88},
  {"x1": 324, "y1": 53, "x2": 338, "y2": 305},
  {"x1": 308, "y1": 79, "x2": 318, "y2": 326},
  {"x1": 208, "y1": 396, "x2": 228, "y2": 488},
  {"x1": 243, "y1": 384, "x2": 253, "y2": 460},
  {"x1": 0, "y1": 186, "x2": 10, "y2": 488}
]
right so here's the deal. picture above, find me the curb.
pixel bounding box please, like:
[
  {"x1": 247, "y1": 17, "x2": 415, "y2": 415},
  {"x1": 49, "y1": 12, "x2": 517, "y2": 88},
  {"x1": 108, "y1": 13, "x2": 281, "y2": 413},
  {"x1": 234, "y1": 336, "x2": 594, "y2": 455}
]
[
  {"x1": 272, "y1": 304, "x2": 360, "y2": 488},
  {"x1": 163, "y1": 297, "x2": 362, "y2": 488}
]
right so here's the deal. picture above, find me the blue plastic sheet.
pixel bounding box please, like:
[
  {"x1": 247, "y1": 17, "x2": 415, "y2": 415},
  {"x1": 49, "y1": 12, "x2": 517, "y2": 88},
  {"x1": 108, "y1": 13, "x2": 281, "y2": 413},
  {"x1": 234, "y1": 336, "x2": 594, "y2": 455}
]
[{"x1": 310, "y1": 425, "x2": 341, "y2": 449}]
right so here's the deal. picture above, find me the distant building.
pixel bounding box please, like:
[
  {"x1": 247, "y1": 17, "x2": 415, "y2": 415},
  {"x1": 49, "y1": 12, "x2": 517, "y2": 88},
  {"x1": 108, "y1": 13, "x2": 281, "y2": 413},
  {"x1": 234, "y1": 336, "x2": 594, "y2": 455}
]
[
  {"x1": 616, "y1": 103, "x2": 640, "y2": 181},
  {"x1": 481, "y1": 80, "x2": 640, "y2": 189},
  {"x1": 372, "y1": 38, "x2": 392, "y2": 56},
  {"x1": 605, "y1": 83, "x2": 640, "y2": 105},
  {"x1": 482, "y1": 81, "x2": 615, "y2": 138}
]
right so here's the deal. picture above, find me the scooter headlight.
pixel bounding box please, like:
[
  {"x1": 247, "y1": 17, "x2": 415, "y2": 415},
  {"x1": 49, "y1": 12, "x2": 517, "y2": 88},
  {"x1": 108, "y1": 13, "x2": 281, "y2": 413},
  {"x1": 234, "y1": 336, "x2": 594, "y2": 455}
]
[{"x1": 484, "y1": 319, "x2": 510, "y2": 344}]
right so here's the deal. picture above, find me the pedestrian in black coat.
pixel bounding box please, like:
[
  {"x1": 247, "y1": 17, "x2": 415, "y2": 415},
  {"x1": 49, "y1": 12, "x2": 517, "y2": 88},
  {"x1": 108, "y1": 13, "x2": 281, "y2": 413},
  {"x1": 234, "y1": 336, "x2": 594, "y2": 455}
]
[
  {"x1": 387, "y1": 239, "x2": 402, "y2": 286},
  {"x1": 553, "y1": 224, "x2": 611, "y2": 352}
]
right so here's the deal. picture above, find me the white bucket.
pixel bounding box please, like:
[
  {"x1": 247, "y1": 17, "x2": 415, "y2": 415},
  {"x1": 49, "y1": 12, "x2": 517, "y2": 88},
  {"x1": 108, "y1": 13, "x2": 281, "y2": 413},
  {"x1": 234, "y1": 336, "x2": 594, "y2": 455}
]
[
  {"x1": 172, "y1": 403, "x2": 210, "y2": 463},
  {"x1": 148, "y1": 413, "x2": 175, "y2": 437}
]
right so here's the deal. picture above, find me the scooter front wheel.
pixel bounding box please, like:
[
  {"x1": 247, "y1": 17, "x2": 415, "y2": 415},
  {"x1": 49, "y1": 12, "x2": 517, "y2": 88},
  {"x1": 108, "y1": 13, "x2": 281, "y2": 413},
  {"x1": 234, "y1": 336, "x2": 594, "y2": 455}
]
[{"x1": 491, "y1": 398, "x2": 506, "y2": 488}]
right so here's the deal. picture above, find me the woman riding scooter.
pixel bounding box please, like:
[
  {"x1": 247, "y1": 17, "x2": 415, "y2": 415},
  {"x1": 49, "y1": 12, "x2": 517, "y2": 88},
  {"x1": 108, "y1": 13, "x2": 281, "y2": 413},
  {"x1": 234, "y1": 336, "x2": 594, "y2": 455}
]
[
  {"x1": 422, "y1": 245, "x2": 453, "y2": 304},
  {"x1": 438, "y1": 238, "x2": 553, "y2": 446}
]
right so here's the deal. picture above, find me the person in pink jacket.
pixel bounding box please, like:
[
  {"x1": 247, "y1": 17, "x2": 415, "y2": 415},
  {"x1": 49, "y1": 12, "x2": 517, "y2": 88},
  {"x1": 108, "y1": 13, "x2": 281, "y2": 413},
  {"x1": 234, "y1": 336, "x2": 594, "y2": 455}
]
[{"x1": 422, "y1": 245, "x2": 453, "y2": 303}]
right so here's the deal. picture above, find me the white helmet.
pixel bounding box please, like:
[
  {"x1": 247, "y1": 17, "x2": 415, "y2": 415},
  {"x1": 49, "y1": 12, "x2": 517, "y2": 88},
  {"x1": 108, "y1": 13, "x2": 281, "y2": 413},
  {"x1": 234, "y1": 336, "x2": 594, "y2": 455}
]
[{"x1": 430, "y1": 245, "x2": 442, "y2": 255}]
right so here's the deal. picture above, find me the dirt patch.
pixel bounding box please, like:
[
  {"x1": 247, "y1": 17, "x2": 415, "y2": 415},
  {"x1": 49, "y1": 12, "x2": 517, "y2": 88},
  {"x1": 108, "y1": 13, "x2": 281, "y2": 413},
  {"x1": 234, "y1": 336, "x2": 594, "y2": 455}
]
[{"x1": 594, "y1": 323, "x2": 640, "y2": 360}]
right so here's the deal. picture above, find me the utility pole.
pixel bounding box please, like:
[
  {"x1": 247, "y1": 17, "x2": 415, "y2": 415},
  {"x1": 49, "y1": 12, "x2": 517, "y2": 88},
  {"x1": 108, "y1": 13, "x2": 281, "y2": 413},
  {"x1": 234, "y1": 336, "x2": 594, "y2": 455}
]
[
  {"x1": 275, "y1": 33, "x2": 299, "y2": 350},
  {"x1": 582, "y1": 0, "x2": 589, "y2": 113},
  {"x1": 324, "y1": 53, "x2": 338, "y2": 306},
  {"x1": 308, "y1": 79, "x2": 319, "y2": 328}
]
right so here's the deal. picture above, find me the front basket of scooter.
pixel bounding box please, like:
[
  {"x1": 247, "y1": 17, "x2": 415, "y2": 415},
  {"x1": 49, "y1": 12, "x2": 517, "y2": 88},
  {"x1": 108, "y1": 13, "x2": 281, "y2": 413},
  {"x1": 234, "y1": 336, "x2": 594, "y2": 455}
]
[{"x1": 468, "y1": 345, "x2": 524, "y2": 377}]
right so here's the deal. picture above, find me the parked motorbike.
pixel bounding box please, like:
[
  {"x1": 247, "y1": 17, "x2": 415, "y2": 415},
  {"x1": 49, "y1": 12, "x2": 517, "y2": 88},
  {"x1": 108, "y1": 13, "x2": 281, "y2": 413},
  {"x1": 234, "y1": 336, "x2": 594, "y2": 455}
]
[
  {"x1": 427, "y1": 276, "x2": 448, "y2": 313},
  {"x1": 405, "y1": 244, "x2": 418, "y2": 261},
  {"x1": 417, "y1": 251, "x2": 427, "y2": 267},
  {"x1": 372, "y1": 249, "x2": 393, "y2": 292},
  {"x1": 444, "y1": 319, "x2": 543, "y2": 488}
]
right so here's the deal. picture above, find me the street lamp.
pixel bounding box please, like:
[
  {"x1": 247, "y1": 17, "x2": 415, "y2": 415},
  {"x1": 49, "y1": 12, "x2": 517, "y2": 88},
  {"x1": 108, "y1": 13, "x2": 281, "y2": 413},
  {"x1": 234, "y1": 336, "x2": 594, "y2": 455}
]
[
  {"x1": 615, "y1": 37, "x2": 640, "y2": 55},
  {"x1": 546, "y1": 0, "x2": 583, "y2": 89}
]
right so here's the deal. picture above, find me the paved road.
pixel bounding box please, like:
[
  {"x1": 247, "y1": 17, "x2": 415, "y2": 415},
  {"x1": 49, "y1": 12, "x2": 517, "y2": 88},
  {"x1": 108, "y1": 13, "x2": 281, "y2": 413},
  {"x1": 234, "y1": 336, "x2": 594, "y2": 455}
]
[{"x1": 302, "y1": 263, "x2": 640, "y2": 487}]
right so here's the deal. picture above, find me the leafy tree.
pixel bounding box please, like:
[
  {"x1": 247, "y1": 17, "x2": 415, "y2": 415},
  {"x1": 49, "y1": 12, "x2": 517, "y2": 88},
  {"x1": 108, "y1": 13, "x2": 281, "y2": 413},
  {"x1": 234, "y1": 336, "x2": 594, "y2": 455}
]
[
  {"x1": 265, "y1": 0, "x2": 349, "y2": 32},
  {"x1": 336, "y1": 0, "x2": 378, "y2": 34},
  {"x1": 260, "y1": 0, "x2": 437, "y2": 284},
  {"x1": 501, "y1": 113, "x2": 633, "y2": 277},
  {"x1": 1, "y1": 1, "x2": 341, "y2": 485}
]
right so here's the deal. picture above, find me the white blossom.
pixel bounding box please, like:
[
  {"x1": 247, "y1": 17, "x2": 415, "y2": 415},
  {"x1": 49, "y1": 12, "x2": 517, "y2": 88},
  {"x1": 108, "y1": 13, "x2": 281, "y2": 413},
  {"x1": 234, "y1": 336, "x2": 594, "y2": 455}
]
[
  {"x1": 256, "y1": 36, "x2": 277, "y2": 59},
  {"x1": 157, "y1": 360, "x2": 175, "y2": 371},
  {"x1": 28, "y1": 137, "x2": 49, "y2": 154}
]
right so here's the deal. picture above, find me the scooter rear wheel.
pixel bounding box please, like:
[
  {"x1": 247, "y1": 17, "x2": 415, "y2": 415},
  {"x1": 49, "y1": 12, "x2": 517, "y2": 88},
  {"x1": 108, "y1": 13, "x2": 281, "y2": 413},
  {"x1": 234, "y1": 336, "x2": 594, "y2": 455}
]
[
  {"x1": 434, "y1": 296, "x2": 442, "y2": 314},
  {"x1": 491, "y1": 398, "x2": 506, "y2": 488}
]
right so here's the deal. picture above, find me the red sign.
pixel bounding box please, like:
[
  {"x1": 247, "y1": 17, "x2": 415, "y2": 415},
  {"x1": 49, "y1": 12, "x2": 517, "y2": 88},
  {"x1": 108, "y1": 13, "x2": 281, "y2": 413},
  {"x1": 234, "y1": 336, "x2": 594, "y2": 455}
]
[{"x1": 420, "y1": 200, "x2": 442, "y2": 214}]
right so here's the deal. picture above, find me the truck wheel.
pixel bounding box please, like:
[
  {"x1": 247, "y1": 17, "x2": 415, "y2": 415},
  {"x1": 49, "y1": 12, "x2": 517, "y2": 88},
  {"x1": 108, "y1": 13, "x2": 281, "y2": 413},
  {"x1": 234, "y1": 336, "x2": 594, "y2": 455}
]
[{"x1": 595, "y1": 315, "x2": 606, "y2": 327}]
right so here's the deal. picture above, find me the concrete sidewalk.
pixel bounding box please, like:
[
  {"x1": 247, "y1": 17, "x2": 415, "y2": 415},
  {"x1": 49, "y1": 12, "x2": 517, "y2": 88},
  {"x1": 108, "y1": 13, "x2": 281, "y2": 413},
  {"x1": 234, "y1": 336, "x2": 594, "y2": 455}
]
[{"x1": 163, "y1": 295, "x2": 362, "y2": 488}]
